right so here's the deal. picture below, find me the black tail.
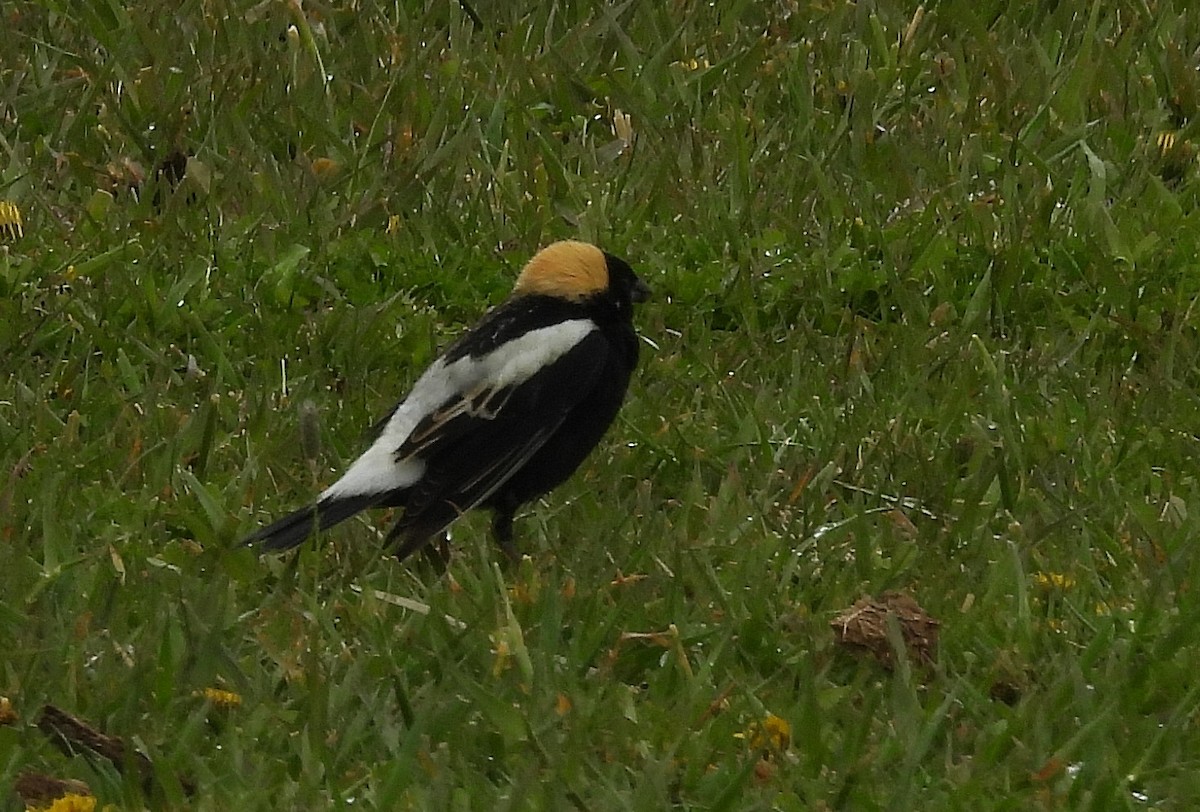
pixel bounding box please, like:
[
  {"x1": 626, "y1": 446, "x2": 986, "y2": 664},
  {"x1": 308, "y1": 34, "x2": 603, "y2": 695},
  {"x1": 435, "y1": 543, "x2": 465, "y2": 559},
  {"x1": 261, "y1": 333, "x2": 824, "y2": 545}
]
[
  {"x1": 387, "y1": 502, "x2": 461, "y2": 562},
  {"x1": 242, "y1": 493, "x2": 384, "y2": 551}
]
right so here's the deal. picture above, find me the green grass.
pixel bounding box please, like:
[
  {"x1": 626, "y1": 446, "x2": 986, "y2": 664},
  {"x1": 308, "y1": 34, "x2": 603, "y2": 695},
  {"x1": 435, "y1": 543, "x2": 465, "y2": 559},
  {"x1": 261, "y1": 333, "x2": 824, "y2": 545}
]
[{"x1": 4, "y1": 0, "x2": 1200, "y2": 808}]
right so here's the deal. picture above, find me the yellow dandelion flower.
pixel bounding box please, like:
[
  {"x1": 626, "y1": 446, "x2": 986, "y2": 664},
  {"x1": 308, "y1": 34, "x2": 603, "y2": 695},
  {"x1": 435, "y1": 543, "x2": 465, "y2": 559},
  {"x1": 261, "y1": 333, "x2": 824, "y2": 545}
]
[
  {"x1": 0, "y1": 201, "x2": 23, "y2": 242},
  {"x1": 310, "y1": 157, "x2": 340, "y2": 178},
  {"x1": 30, "y1": 793, "x2": 96, "y2": 812},
  {"x1": 758, "y1": 713, "x2": 791, "y2": 751},
  {"x1": 195, "y1": 687, "x2": 242, "y2": 709},
  {"x1": 735, "y1": 713, "x2": 791, "y2": 754},
  {"x1": 1032, "y1": 572, "x2": 1075, "y2": 590}
]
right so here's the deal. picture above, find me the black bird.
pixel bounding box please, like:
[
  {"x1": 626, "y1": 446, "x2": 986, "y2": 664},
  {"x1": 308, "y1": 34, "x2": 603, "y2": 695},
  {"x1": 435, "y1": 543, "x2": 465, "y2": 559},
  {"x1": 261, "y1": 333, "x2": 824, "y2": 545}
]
[{"x1": 243, "y1": 240, "x2": 649, "y2": 561}]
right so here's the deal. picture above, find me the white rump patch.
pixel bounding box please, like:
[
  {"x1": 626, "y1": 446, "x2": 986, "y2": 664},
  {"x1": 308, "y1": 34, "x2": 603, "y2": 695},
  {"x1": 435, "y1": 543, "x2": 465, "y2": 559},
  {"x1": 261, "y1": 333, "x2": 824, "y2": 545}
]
[{"x1": 321, "y1": 319, "x2": 596, "y2": 500}]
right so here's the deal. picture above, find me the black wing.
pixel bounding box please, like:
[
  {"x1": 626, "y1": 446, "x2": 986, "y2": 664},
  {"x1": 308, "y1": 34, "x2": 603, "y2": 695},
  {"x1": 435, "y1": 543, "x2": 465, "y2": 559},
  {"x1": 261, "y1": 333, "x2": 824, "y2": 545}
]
[{"x1": 388, "y1": 331, "x2": 611, "y2": 559}]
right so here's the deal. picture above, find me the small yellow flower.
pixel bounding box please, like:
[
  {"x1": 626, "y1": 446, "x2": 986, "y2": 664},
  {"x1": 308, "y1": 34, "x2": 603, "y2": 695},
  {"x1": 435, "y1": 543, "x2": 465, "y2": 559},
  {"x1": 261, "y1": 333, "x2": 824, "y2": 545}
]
[
  {"x1": 30, "y1": 793, "x2": 96, "y2": 812},
  {"x1": 0, "y1": 695, "x2": 17, "y2": 725},
  {"x1": 1032, "y1": 572, "x2": 1075, "y2": 590},
  {"x1": 758, "y1": 713, "x2": 791, "y2": 751},
  {"x1": 735, "y1": 713, "x2": 791, "y2": 754},
  {"x1": 310, "y1": 157, "x2": 340, "y2": 178},
  {"x1": 195, "y1": 687, "x2": 242, "y2": 709},
  {"x1": 0, "y1": 200, "x2": 23, "y2": 242}
]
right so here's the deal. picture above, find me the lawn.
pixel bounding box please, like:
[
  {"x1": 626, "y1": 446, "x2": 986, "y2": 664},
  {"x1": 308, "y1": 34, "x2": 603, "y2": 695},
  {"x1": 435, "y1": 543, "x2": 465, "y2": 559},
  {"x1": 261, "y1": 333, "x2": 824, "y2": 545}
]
[{"x1": 3, "y1": 1, "x2": 1200, "y2": 809}]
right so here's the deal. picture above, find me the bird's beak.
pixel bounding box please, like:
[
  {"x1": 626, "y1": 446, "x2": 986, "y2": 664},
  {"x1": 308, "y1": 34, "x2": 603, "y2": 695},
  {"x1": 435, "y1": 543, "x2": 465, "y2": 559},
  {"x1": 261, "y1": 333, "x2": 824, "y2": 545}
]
[{"x1": 632, "y1": 277, "x2": 651, "y2": 303}]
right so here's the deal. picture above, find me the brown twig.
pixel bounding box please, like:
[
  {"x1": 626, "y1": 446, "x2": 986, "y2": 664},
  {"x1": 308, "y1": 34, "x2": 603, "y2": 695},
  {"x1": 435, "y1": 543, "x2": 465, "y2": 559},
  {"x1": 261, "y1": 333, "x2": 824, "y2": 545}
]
[
  {"x1": 35, "y1": 704, "x2": 196, "y2": 796},
  {"x1": 14, "y1": 772, "x2": 92, "y2": 808}
]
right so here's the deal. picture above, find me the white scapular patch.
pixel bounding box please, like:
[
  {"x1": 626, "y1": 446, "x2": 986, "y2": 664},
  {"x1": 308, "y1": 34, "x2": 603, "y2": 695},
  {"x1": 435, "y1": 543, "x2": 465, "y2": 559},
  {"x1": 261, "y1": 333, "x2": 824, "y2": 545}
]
[{"x1": 321, "y1": 319, "x2": 596, "y2": 500}]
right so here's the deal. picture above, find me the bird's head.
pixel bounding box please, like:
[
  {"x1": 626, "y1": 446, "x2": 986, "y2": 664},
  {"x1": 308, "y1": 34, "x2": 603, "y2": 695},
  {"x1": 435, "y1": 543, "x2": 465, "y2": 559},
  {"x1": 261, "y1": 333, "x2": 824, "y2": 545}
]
[{"x1": 513, "y1": 241, "x2": 650, "y2": 312}]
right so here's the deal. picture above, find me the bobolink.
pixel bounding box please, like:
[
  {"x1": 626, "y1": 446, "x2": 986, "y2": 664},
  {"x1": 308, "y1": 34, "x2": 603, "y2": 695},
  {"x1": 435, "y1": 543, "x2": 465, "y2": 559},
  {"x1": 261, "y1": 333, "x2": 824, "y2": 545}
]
[{"x1": 243, "y1": 240, "x2": 649, "y2": 561}]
